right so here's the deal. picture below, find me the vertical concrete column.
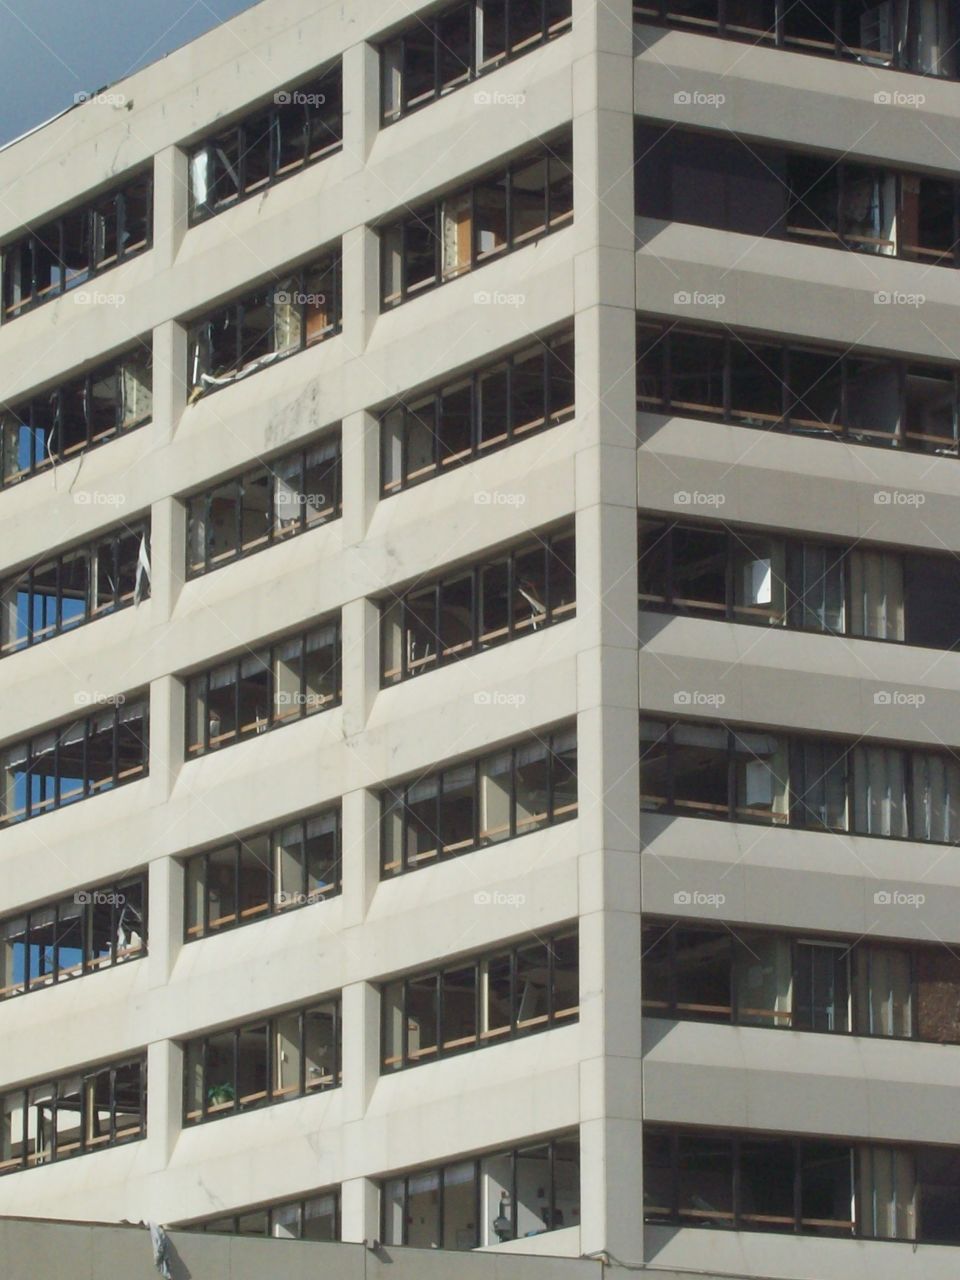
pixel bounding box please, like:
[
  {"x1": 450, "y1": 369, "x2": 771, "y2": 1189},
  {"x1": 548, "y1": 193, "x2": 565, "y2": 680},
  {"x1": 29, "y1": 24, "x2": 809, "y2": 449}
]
[
  {"x1": 342, "y1": 39, "x2": 382, "y2": 172},
  {"x1": 147, "y1": 854, "x2": 184, "y2": 988},
  {"x1": 152, "y1": 144, "x2": 189, "y2": 273},
  {"x1": 341, "y1": 1176, "x2": 381, "y2": 1245},
  {"x1": 571, "y1": 0, "x2": 644, "y2": 1264},
  {"x1": 341, "y1": 408, "x2": 380, "y2": 546},
  {"x1": 146, "y1": 1039, "x2": 183, "y2": 1173},
  {"x1": 148, "y1": 673, "x2": 185, "y2": 806},
  {"x1": 151, "y1": 319, "x2": 188, "y2": 446},
  {"x1": 342, "y1": 223, "x2": 382, "y2": 356},
  {"x1": 148, "y1": 494, "x2": 185, "y2": 624},
  {"x1": 341, "y1": 596, "x2": 381, "y2": 739},
  {"x1": 341, "y1": 980, "x2": 381, "y2": 1119},
  {"x1": 341, "y1": 786, "x2": 382, "y2": 926}
]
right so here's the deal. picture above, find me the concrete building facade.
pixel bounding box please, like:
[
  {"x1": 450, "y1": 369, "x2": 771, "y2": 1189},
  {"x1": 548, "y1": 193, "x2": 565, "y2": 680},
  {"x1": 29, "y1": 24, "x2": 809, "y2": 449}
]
[{"x1": 0, "y1": 1, "x2": 960, "y2": 1277}]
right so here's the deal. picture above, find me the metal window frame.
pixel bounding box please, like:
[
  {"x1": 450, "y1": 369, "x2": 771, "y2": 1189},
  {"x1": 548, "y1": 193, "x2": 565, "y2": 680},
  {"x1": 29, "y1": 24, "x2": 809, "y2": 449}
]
[
  {"x1": 1, "y1": 173, "x2": 154, "y2": 323},
  {"x1": 184, "y1": 997, "x2": 343, "y2": 1126}
]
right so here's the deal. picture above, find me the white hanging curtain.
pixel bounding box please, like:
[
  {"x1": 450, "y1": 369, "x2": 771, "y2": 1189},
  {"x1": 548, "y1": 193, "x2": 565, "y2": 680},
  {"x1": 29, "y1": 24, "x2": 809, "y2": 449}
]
[
  {"x1": 910, "y1": 751, "x2": 960, "y2": 842},
  {"x1": 121, "y1": 356, "x2": 153, "y2": 429},
  {"x1": 853, "y1": 745, "x2": 908, "y2": 836},
  {"x1": 189, "y1": 150, "x2": 210, "y2": 208},
  {"x1": 849, "y1": 550, "x2": 905, "y2": 640},
  {"x1": 273, "y1": 278, "x2": 302, "y2": 354},
  {"x1": 858, "y1": 1146, "x2": 916, "y2": 1240},
  {"x1": 854, "y1": 945, "x2": 912, "y2": 1037}
]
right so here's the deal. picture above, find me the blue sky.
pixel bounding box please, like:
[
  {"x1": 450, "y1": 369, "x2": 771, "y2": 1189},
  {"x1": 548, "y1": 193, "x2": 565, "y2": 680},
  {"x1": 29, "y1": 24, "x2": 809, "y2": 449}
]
[{"x1": 0, "y1": 0, "x2": 260, "y2": 147}]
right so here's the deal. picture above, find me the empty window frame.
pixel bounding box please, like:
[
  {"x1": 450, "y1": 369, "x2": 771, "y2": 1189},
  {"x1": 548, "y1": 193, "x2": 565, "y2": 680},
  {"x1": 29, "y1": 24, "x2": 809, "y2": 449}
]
[
  {"x1": 183, "y1": 1000, "x2": 341, "y2": 1124},
  {"x1": 186, "y1": 431, "x2": 341, "y2": 576},
  {"x1": 381, "y1": 328, "x2": 574, "y2": 493},
  {"x1": 0, "y1": 876, "x2": 146, "y2": 1002},
  {"x1": 185, "y1": 618, "x2": 341, "y2": 757},
  {"x1": 0, "y1": 1057, "x2": 146, "y2": 1175},
  {"x1": 634, "y1": 124, "x2": 960, "y2": 268},
  {"x1": 0, "y1": 696, "x2": 149, "y2": 828},
  {"x1": 382, "y1": 1132, "x2": 579, "y2": 1249},
  {"x1": 381, "y1": 725, "x2": 577, "y2": 875},
  {"x1": 380, "y1": 526, "x2": 575, "y2": 684},
  {"x1": 641, "y1": 919, "x2": 955, "y2": 1041},
  {"x1": 0, "y1": 345, "x2": 153, "y2": 486},
  {"x1": 184, "y1": 806, "x2": 341, "y2": 940},
  {"x1": 2, "y1": 172, "x2": 153, "y2": 321},
  {"x1": 640, "y1": 717, "x2": 960, "y2": 844},
  {"x1": 188, "y1": 64, "x2": 342, "y2": 222},
  {"x1": 380, "y1": 134, "x2": 573, "y2": 307},
  {"x1": 639, "y1": 517, "x2": 960, "y2": 649},
  {"x1": 187, "y1": 250, "x2": 341, "y2": 396},
  {"x1": 633, "y1": 2, "x2": 957, "y2": 79},
  {"x1": 381, "y1": 0, "x2": 572, "y2": 123},
  {"x1": 181, "y1": 1189, "x2": 341, "y2": 1240},
  {"x1": 382, "y1": 929, "x2": 578, "y2": 1069},
  {"x1": 637, "y1": 320, "x2": 960, "y2": 456},
  {"x1": 0, "y1": 522, "x2": 150, "y2": 657}
]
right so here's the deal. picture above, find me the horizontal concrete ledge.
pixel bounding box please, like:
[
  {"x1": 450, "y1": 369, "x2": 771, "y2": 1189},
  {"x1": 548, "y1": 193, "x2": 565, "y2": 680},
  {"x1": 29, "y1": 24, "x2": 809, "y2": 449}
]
[
  {"x1": 0, "y1": 1215, "x2": 796, "y2": 1280},
  {"x1": 0, "y1": 1214, "x2": 825, "y2": 1280}
]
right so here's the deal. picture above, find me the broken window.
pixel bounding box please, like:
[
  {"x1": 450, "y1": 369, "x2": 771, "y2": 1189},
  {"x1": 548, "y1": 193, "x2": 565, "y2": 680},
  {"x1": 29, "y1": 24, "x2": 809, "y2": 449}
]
[
  {"x1": 381, "y1": 0, "x2": 571, "y2": 122},
  {"x1": 0, "y1": 1056, "x2": 145, "y2": 1175},
  {"x1": 380, "y1": 725, "x2": 576, "y2": 875},
  {"x1": 0, "y1": 696, "x2": 147, "y2": 828},
  {"x1": 2, "y1": 171, "x2": 153, "y2": 320},
  {"x1": 0, "y1": 345, "x2": 152, "y2": 486},
  {"x1": 187, "y1": 249, "x2": 341, "y2": 396},
  {"x1": 381, "y1": 327, "x2": 573, "y2": 493},
  {"x1": 0, "y1": 876, "x2": 144, "y2": 1002},
  {"x1": 184, "y1": 999, "x2": 340, "y2": 1124},
  {"x1": 380, "y1": 133, "x2": 573, "y2": 308},
  {"x1": 186, "y1": 429, "x2": 341, "y2": 576},
  {"x1": 188, "y1": 65, "x2": 342, "y2": 221},
  {"x1": 185, "y1": 808, "x2": 340, "y2": 942},
  {"x1": 380, "y1": 525, "x2": 574, "y2": 683},
  {"x1": 383, "y1": 1133, "x2": 579, "y2": 1249},
  {"x1": 0, "y1": 521, "x2": 149, "y2": 657},
  {"x1": 185, "y1": 618, "x2": 341, "y2": 757}
]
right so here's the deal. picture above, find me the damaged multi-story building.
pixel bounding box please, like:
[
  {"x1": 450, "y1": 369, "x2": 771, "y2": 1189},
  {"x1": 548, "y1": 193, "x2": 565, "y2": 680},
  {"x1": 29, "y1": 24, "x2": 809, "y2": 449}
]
[{"x1": 1, "y1": 0, "x2": 960, "y2": 1276}]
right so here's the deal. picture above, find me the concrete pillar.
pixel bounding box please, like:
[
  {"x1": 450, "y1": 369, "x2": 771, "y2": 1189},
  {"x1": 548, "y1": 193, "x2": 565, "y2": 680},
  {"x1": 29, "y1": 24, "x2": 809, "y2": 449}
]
[
  {"x1": 571, "y1": 0, "x2": 644, "y2": 1263},
  {"x1": 152, "y1": 144, "x2": 189, "y2": 273},
  {"x1": 342, "y1": 40, "x2": 382, "y2": 171},
  {"x1": 340, "y1": 596, "x2": 381, "y2": 738},
  {"x1": 148, "y1": 673, "x2": 185, "y2": 806},
  {"x1": 341, "y1": 409, "x2": 380, "y2": 546},
  {"x1": 341, "y1": 1175, "x2": 381, "y2": 1245},
  {"x1": 147, "y1": 494, "x2": 185, "y2": 624},
  {"x1": 151, "y1": 318, "x2": 188, "y2": 446},
  {"x1": 341, "y1": 786, "x2": 382, "y2": 927},
  {"x1": 147, "y1": 854, "x2": 184, "y2": 988},
  {"x1": 146, "y1": 1039, "x2": 183, "y2": 1174}
]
